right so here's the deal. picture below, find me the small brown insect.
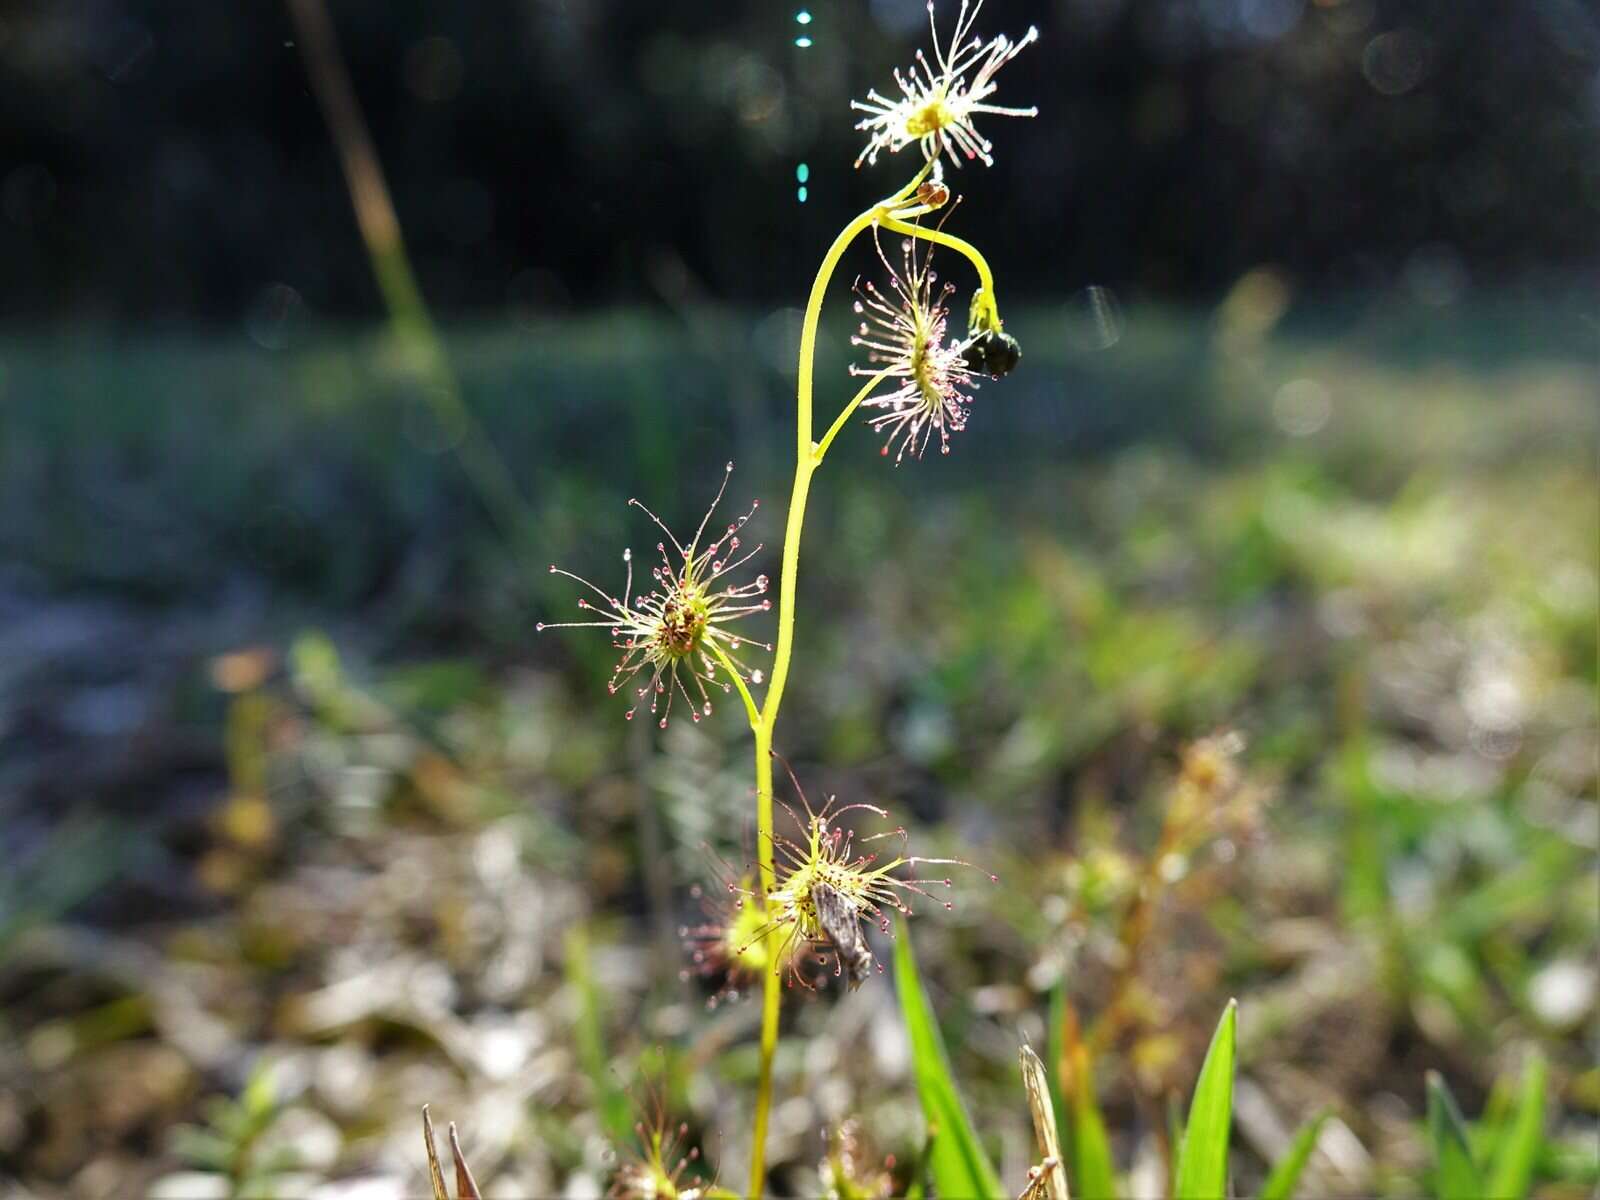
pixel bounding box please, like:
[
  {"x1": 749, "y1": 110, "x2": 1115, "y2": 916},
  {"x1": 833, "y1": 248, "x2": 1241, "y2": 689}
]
[
  {"x1": 916, "y1": 179, "x2": 951, "y2": 209},
  {"x1": 812, "y1": 880, "x2": 873, "y2": 989}
]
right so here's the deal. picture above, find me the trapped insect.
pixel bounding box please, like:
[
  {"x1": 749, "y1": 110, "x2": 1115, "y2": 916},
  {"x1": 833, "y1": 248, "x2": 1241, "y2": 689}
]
[
  {"x1": 962, "y1": 327, "x2": 1022, "y2": 379},
  {"x1": 812, "y1": 880, "x2": 874, "y2": 989},
  {"x1": 730, "y1": 755, "x2": 994, "y2": 992}
]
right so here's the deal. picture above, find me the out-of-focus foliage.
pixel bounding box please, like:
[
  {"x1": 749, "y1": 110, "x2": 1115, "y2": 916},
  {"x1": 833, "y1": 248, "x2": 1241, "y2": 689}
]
[
  {"x1": 0, "y1": 298, "x2": 1594, "y2": 1196},
  {"x1": 1258, "y1": 1111, "x2": 1330, "y2": 1200},
  {"x1": 158, "y1": 1064, "x2": 306, "y2": 1199},
  {"x1": 0, "y1": 1, "x2": 1595, "y2": 320},
  {"x1": 914, "y1": 999, "x2": 1556, "y2": 1199}
]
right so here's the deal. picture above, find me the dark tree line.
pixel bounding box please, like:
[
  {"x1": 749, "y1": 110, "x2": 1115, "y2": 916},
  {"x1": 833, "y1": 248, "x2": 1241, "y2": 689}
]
[{"x1": 1, "y1": 0, "x2": 1595, "y2": 322}]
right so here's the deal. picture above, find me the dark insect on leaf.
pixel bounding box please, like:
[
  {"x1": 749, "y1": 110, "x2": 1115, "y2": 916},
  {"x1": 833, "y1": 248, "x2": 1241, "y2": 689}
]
[
  {"x1": 961, "y1": 329, "x2": 1022, "y2": 379},
  {"x1": 813, "y1": 881, "x2": 873, "y2": 989},
  {"x1": 916, "y1": 180, "x2": 951, "y2": 209}
]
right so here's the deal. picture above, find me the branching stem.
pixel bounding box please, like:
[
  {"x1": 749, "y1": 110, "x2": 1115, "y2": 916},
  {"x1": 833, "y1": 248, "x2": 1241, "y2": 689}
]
[
  {"x1": 707, "y1": 641, "x2": 761, "y2": 731},
  {"x1": 746, "y1": 160, "x2": 1007, "y2": 1197},
  {"x1": 815, "y1": 368, "x2": 895, "y2": 464}
]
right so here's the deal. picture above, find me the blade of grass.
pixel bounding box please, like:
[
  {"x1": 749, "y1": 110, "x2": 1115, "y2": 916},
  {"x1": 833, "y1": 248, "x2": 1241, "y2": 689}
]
[
  {"x1": 566, "y1": 925, "x2": 632, "y2": 1143},
  {"x1": 1173, "y1": 1000, "x2": 1238, "y2": 1200},
  {"x1": 1427, "y1": 1071, "x2": 1484, "y2": 1200},
  {"x1": 422, "y1": 1107, "x2": 450, "y2": 1200},
  {"x1": 893, "y1": 924, "x2": 1005, "y2": 1200},
  {"x1": 906, "y1": 1127, "x2": 933, "y2": 1199},
  {"x1": 283, "y1": 0, "x2": 527, "y2": 539},
  {"x1": 1486, "y1": 1054, "x2": 1547, "y2": 1200},
  {"x1": 448, "y1": 1123, "x2": 482, "y2": 1200},
  {"x1": 1049, "y1": 985, "x2": 1069, "y2": 1156},
  {"x1": 1166, "y1": 1093, "x2": 1185, "y2": 1193},
  {"x1": 1055, "y1": 992, "x2": 1117, "y2": 1200},
  {"x1": 1474, "y1": 1070, "x2": 1518, "y2": 1168},
  {"x1": 1069, "y1": 1063, "x2": 1118, "y2": 1200},
  {"x1": 1258, "y1": 1111, "x2": 1328, "y2": 1200}
]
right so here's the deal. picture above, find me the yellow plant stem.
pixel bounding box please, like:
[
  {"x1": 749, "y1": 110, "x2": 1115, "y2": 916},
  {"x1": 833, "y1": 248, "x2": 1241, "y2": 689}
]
[
  {"x1": 816, "y1": 369, "x2": 895, "y2": 464},
  {"x1": 745, "y1": 450, "x2": 815, "y2": 1194},
  {"x1": 707, "y1": 641, "x2": 761, "y2": 730},
  {"x1": 879, "y1": 213, "x2": 1003, "y2": 331},
  {"x1": 745, "y1": 718, "x2": 781, "y2": 1195},
  {"x1": 742, "y1": 163, "x2": 1005, "y2": 1197}
]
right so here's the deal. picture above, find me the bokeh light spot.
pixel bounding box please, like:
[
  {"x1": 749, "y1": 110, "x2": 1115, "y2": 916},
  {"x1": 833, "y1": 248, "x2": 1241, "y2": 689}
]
[
  {"x1": 245, "y1": 283, "x2": 306, "y2": 351},
  {"x1": 1065, "y1": 286, "x2": 1124, "y2": 351},
  {"x1": 1362, "y1": 29, "x2": 1431, "y2": 95},
  {"x1": 1272, "y1": 378, "x2": 1332, "y2": 437}
]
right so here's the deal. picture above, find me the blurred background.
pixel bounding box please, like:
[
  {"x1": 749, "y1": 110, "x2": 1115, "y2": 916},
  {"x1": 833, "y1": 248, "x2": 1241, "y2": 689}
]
[{"x1": 0, "y1": 0, "x2": 1596, "y2": 1197}]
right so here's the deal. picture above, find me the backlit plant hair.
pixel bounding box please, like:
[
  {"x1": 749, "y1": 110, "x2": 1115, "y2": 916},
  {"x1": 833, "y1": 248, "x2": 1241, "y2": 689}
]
[{"x1": 542, "y1": 4, "x2": 1036, "y2": 1191}]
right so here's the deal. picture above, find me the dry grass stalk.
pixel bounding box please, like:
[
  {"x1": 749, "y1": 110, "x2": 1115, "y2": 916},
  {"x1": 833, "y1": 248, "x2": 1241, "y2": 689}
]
[{"x1": 1020, "y1": 1044, "x2": 1071, "y2": 1200}]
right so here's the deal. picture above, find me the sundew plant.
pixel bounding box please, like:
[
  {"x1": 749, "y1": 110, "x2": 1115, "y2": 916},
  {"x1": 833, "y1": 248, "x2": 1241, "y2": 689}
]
[{"x1": 542, "y1": 1, "x2": 1039, "y2": 1191}]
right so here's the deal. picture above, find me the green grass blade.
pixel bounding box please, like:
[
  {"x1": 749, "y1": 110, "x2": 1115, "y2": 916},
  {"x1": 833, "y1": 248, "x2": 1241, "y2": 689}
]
[
  {"x1": 1475, "y1": 1071, "x2": 1517, "y2": 1168},
  {"x1": 1050, "y1": 985, "x2": 1118, "y2": 1199},
  {"x1": 892, "y1": 924, "x2": 1005, "y2": 1200},
  {"x1": 1427, "y1": 1071, "x2": 1484, "y2": 1200},
  {"x1": 906, "y1": 1127, "x2": 932, "y2": 1199},
  {"x1": 1069, "y1": 1064, "x2": 1118, "y2": 1200},
  {"x1": 1048, "y1": 985, "x2": 1068, "y2": 1154},
  {"x1": 1486, "y1": 1054, "x2": 1547, "y2": 1200},
  {"x1": 1166, "y1": 1093, "x2": 1185, "y2": 1195},
  {"x1": 1258, "y1": 1111, "x2": 1328, "y2": 1200},
  {"x1": 1173, "y1": 1000, "x2": 1238, "y2": 1200},
  {"x1": 565, "y1": 925, "x2": 632, "y2": 1143}
]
